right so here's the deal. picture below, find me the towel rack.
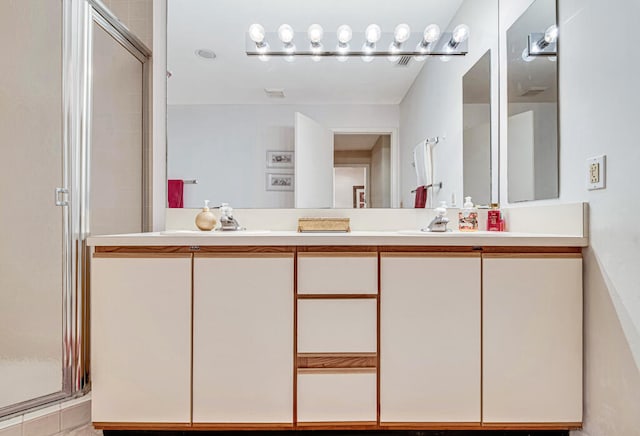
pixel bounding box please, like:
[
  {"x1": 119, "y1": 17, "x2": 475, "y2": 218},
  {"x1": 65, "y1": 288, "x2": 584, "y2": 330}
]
[
  {"x1": 411, "y1": 182, "x2": 443, "y2": 193},
  {"x1": 184, "y1": 179, "x2": 198, "y2": 184}
]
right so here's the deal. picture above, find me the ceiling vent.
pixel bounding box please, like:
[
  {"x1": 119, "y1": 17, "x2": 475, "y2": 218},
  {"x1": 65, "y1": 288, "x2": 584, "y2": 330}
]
[
  {"x1": 520, "y1": 86, "x2": 548, "y2": 97},
  {"x1": 264, "y1": 88, "x2": 285, "y2": 98},
  {"x1": 396, "y1": 55, "x2": 412, "y2": 67}
]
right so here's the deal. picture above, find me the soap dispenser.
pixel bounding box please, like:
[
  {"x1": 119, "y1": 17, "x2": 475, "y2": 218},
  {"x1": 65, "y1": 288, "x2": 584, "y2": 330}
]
[
  {"x1": 458, "y1": 196, "x2": 478, "y2": 232},
  {"x1": 195, "y1": 200, "x2": 217, "y2": 231}
]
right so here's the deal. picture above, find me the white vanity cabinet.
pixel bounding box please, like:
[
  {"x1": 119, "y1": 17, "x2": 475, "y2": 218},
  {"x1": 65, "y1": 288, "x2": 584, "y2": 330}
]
[
  {"x1": 482, "y1": 254, "x2": 583, "y2": 425},
  {"x1": 91, "y1": 254, "x2": 192, "y2": 425},
  {"x1": 380, "y1": 253, "x2": 481, "y2": 424},
  {"x1": 192, "y1": 253, "x2": 294, "y2": 426}
]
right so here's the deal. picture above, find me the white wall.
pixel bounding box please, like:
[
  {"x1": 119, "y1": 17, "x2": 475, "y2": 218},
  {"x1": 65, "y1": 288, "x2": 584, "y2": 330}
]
[
  {"x1": 371, "y1": 135, "x2": 391, "y2": 208},
  {"x1": 399, "y1": 0, "x2": 498, "y2": 209},
  {"x1": 463, "y1": 103, "x2": 491, "y2": 205},
  {"x1": 334, "y1": 167, "x2": 366, "y2": 208},
  {"x1": 500, "y1": 1, "x2": 640, "y2": 435},
  {"x1": 168, "y1": 104, "x2": 398, "y2": 208}
]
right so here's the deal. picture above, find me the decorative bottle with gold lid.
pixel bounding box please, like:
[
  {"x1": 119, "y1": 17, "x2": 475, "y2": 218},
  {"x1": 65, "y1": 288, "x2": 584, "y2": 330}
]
[{"x1": 195, "y1": 200, "x2": 217, "y2": 231}]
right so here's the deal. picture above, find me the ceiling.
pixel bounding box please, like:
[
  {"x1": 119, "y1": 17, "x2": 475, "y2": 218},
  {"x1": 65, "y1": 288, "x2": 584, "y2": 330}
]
[
  {"x1": 167, "y1": 0, "x2": 464, "y2": 105},
  {"x1": 334, "y1": 134, "x2": 382, "y2": 151}
]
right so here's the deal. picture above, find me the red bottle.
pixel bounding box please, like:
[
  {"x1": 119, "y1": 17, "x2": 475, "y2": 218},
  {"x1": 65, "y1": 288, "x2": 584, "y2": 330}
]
[{"x1": 487, "y1": 204, "x2": 503, "y2": 231}]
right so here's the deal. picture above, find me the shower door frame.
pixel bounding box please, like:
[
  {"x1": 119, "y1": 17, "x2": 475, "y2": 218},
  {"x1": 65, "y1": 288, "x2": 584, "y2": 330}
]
[{"x1": 0, "y1": 0, "x2": 152, "y2": 419}]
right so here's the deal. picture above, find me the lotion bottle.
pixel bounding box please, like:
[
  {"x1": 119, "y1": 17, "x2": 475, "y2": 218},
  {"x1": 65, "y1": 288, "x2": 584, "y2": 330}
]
[
  {"x1": 458, "y1": 196, "x2": 478, "y2": 232},
  {"x1": 195, "y1": 200, "x2": 217, "y2": 231}
]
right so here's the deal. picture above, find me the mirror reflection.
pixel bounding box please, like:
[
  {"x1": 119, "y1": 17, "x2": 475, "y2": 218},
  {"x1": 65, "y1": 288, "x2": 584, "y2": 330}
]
[
  {"x1": 167, "y1": 0, "x2": 498, "y2": 208},
  {"x1": 506, "y1": 0, "x2": 559, "y2": 203},
  {"x1": 463, "y1": 50, "x2": 492, "y2": 206}
]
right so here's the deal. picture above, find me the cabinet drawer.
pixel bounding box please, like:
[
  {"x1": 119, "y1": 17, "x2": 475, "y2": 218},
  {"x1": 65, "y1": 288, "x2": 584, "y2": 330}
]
[
  {"x1": 297, "y1": 372, "x2": 377, "y2": 422},
  {"x1": 298, "y1": 253, "x2": 378, "y2": 295},
  {"x1": 298, "y1": 299, "x2": 377, "y2": 353}
]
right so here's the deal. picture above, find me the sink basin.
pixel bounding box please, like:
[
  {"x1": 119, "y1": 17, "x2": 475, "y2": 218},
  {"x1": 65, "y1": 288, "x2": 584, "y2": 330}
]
[{"x1": 160, "y1": 230, "x2": 271, "y2": 236}]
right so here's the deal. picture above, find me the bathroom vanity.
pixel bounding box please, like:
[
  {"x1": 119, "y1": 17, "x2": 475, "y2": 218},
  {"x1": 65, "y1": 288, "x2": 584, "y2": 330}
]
[{"x1": 88, "y1": 230, "x2": 585, "y2": 431}]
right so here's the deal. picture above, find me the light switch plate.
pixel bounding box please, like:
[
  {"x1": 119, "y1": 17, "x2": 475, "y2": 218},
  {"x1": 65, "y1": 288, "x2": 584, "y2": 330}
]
[{"x1": 587, "y1": 155, "x2": 606, "y2": 190}]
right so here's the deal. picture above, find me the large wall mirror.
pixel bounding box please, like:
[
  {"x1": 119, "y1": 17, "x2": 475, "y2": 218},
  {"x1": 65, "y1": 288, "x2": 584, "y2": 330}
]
[
  {"x1": 167, "y1": 0, "x2": 498, "y2": 208},
  {"x1": 506, "y1": 0, "x2": 559, "y2": 202}
]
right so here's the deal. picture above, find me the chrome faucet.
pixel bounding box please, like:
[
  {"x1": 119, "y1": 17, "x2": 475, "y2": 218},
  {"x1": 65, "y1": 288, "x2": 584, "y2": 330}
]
[
  {"x1": 424, "y1": 201, "x2": 450, "y2": 232},
  {"x1": 218, "y1": 203, "x2": 244, "y2": 231}
]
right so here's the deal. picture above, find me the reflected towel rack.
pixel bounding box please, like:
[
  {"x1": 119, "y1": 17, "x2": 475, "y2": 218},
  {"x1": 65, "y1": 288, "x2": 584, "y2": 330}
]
[
  {"x1": 184, "y1": 179, "x2": 198, "y2": 184},
  {"x1": 411, "y1": 182, "x2": 442, "y2": 193}
]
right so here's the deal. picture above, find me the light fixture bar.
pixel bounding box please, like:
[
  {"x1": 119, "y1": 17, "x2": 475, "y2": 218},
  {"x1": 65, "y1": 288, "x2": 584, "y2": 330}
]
[{"x1": 245, "y1": 30, "x2": 468, "y2": 58}]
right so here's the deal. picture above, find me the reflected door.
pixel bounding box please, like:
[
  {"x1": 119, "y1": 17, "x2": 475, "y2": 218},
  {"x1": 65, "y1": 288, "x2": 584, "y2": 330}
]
[
  {"x1": 294, "y1": 113, "x2": 333, "y2": 208},
  {"x1": 90, "y1": 23, "x2": 144, "y2": 235},
  {"x1": 0, "y1": 0, "x2": 65, "y2": 409}
]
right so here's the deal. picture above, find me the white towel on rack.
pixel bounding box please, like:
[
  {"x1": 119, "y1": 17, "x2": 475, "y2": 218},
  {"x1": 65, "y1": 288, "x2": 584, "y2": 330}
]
[{"x1": 413, "y1": 139, "x2": 433, "y2": 187}]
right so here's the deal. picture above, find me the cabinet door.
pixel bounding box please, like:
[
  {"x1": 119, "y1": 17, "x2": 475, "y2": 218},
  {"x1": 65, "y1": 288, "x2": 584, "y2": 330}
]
[
  {"x1": 483, "y1": 255, "x2": 582, "y2": 423},
  {"x1": 91, "y1": 255, "x2": 192, "y2": 424},
  {"x1": 193, "y1": 254, "x2": 294, "y2": 424},
  {"x1": 380, "y1": 253, "x2": 481, "y2": 423}
]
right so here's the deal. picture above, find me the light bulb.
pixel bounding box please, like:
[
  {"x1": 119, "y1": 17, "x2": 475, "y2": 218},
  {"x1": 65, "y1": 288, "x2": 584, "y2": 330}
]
[
  {"x1": 337, "y1": 55, "x2": 348, "y2": 62},
  {"x1": 284, "y1": 54, "x2": 295, "y2": 62},
  {"x1": 362, "y1": 42, "x2": 374, "y2": 54},
  {"x1": 284, "y1": 43, "x2": 296, "y2": 53},
  {"x1": 337, "y1": 25, "x2": 352, "y2": 44},
  {"x1": 311, "y1": 43, "x2": 323, "y2": 54},
  {"x1": 256, "y1": 42, "x2": 269, "y2": 54},
  {"x1": 361, "y1": 54, "x2": 374, "y2": 63},
  {"x1": 308, "y1": 24, "x2": 324, "y2": 43},
  {"x1": 365, "y1": 24, "x2": 382, "y2": 43},
  {"x1": 423, "y1": 24, "x2": 441, "y2": 43},
  {"x1": 452, "y1": 24, "x2": 470, "y2": 43},
  {"x1": 414, "y1": 55, "x2": 426, "y2": 62},
  {"x1": 544, "y1": 24, "x2": 558, "y2": 43},
  {"x1": 394, "y1": 23, "x2": 411, "y2": 43},
  {"x1": 278, "y1": 24, "x2": 294, "y2": 43},
  {"x1": 249, "y1": 24, "x2": 265, "y2": 43},
  {"x1": 311, "y1": 55, "x2": 322, "y2": 62},
  {"x1": 259, "y1": 54, "x2": 269, "y2": 62},
  {"x1": 337, "y1": 43, "x2": 349, "y2": 54}
]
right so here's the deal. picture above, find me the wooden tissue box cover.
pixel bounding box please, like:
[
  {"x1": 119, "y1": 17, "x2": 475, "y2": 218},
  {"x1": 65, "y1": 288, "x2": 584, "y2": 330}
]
[{"x1": 297, "y1": 218, "x2": 351, "y2": 233}]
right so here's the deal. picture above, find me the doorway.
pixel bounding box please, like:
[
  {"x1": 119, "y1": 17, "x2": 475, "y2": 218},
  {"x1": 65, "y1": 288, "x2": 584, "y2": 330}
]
[{"x1": 334, "y1": 134, "x2": 391, "y2": 208}]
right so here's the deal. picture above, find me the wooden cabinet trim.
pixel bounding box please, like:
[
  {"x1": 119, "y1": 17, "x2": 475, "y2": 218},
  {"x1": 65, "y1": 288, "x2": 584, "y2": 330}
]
[
  {"x1": 482, "y1": 253, "x2": 582, "y2": 259},
  {"x1": 296, "y1": 421, "x2": 378, "y2": 429},
  {"x1": 297, "y1": 353, "x2": 377, "y2": 369},
  {"x1": 380, "y1": 422, "x2": 481, "y2": 430},
  {"x1": 93, "y1": 253, "x2": 192, "y2": 258},
  {"x1": 298, "y1": 246, "x2": 378, "y2": 253},
  {"x1": 482, "y1": 422, "x2": 583, "y2": 430},
  {"x1": 93, "y1": 422, "x2": 191, "y2": 430},
  {"x1": 298, "y1": 252, "x2": 378, "y2": 258},
  {"x1": 192, "y1": 423, "x2": 294, "y2": 430},
  {"x1": 297, "y1": 293, "x2": 377, "y2": 300},
  {"x1": 381, "y1": 252, "x2": 481, "y2": 258},
  {"x1": 297, "y1": 367, "x2": 377, "y2": 375},
  {"x1": 194, "y1": 252, "x2": 294, "y2": 258}
]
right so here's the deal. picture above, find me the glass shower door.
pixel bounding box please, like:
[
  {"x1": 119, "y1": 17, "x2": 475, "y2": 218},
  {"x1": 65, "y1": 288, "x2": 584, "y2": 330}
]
[{"x1": 0, "y1": 0, "x2": 66, "y2": 410}]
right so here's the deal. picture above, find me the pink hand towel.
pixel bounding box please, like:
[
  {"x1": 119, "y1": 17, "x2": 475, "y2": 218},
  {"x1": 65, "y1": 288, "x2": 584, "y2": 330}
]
[{"x1": 168, "y1": 179, "x2": 184, "y2": 208}]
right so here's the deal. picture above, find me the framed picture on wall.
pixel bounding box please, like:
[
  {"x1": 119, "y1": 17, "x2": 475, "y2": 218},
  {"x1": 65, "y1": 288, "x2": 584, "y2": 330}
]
[
  {"x1": 353, "y1": 185, "x2": 366, "y2": 208},
  {"x1": 266, "y1": 173, "x2": 294, "y2": 191},
  {"x1": 266, "y1": 150, "x2": 294, "y2": 169}
]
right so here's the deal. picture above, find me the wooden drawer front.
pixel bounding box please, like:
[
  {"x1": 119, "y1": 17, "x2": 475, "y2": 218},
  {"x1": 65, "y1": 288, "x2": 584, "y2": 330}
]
[
  {"x1": 297, "y1": 373, "x2": 377, "y2": 422},
  {"x1": 298, "y1": 299, "x2": 377, "y2": 353},
  {"x1": 298, "y1": 253, "x2": 378, "y2": 294}
]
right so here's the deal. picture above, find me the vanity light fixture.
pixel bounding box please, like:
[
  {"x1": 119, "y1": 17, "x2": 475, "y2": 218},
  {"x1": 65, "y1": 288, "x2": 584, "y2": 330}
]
[
  {"x1": 363, "y1": 24, "x2": 382, "y2": 54},
  {"x1": 245, "y1": 23, "x2": 469, "y2": 61},
  {"x1": 524, "y1": 24, "x2": 558, "y2": 60},
  {"x1": 249, "y1": 23, "x2": 268, "y2": 53},
  {"x1": 336, "y1": 24, "x2": 352, "y2": 54},
  {"x1": 278, "y1": 24, "x2": 296, "y2": 53}
]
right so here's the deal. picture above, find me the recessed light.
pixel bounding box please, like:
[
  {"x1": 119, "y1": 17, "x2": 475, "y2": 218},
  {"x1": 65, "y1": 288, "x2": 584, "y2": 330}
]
[{"x1": 195, "y1": 49, "x2": 217, "y2": 60}]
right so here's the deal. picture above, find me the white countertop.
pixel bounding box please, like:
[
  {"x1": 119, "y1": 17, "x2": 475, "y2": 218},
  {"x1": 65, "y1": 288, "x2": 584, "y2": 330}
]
[{"x1": 87, "y1": 230, "x2": 588, "y2": 247}]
